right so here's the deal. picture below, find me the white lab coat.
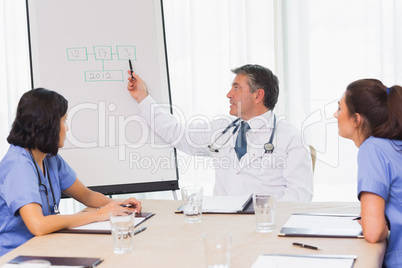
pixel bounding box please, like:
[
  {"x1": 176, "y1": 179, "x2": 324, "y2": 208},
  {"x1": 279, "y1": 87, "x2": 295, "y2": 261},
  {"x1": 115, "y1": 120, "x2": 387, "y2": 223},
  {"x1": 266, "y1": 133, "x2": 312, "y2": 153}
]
[{"x1": 138, "y1": 96, "x2": 313, "y2": 201}]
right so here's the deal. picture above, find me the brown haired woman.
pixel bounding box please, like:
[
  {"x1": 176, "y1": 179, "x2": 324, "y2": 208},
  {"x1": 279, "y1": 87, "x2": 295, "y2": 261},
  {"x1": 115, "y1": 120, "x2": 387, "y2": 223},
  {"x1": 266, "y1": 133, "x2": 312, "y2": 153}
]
[
  {"x1": 334, "y1": 79, "x2": 402, "y2": 267},
  {"x1": 0, "y1": 88, "x2": 141, "y2": 256}
]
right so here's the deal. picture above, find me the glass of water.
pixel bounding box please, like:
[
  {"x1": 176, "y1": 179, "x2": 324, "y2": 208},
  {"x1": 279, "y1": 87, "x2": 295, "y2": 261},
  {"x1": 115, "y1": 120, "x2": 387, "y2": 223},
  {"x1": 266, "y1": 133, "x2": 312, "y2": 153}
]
[
  {"x1": 252, "y1": 194, "x2": 277, "y2": 233},
  {"x1": 109, "y1": 210, "x2": 135, "y2": 254},
  {"x1": 181, "y1": 185, "x2": 203, "y2": 223}
]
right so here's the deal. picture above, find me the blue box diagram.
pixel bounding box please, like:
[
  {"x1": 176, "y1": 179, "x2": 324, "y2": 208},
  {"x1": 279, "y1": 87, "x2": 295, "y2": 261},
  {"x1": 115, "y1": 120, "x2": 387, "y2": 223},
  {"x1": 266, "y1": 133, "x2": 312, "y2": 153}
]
[{"x1": 66, "y1": 45, "x2": 136, "y2": 82}]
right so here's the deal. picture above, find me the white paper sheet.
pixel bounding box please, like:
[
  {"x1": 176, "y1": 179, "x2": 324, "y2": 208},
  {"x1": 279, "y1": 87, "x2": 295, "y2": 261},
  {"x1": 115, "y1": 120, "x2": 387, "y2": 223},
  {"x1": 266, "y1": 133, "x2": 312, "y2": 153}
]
[
  {"x1": 252, "y1": 254, "x2": 356, "y2": 268},
  {"x1": 282, "y1": 214, "x2": 361, "y2": 230},
  {"x1": 71, "y1": 217, "x2": 146, "y2": 231},
  {"x1": 202, "y1": 195, "x2": 251, "y2": 213},
  {"x1": 2, "y1": 265, "x2": 84, "y2": 268}
]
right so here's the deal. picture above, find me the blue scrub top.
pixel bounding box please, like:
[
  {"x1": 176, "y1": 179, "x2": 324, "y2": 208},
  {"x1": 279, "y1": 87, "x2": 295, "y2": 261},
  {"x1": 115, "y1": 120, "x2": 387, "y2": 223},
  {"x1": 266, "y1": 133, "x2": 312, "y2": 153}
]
[
  {"x1": 357, "y1": 136, "x2": 402, "y2": 268},
  {"x1": 0, "y1": 145, "x2": 76, "y2": 256}
]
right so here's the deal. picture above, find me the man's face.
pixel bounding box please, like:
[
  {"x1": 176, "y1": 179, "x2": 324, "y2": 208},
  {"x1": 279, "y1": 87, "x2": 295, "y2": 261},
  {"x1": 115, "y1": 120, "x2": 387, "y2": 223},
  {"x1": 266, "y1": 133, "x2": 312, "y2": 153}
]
[{"x1": 226, "y1": 74, "x2": 257, "y2": 120}]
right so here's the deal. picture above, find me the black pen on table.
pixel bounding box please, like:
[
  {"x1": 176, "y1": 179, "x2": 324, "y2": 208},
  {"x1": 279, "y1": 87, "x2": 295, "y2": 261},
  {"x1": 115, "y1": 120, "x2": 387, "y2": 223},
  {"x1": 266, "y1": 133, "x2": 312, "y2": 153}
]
[
  {"x1": 134, "y1": 226, "x2": 147, "y2": 235},
  {"x1": 128, "y1": 59, "x2": 135, "y2": 81},
  {"x1": 292, "y1": 242, "x2": 320, "y2": 250}
]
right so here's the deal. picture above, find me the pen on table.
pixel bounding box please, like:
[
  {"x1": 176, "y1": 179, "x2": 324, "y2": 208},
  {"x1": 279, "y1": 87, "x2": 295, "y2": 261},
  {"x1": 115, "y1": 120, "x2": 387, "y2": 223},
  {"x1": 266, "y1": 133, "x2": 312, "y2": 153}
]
[
  {"x1": 134, "y1": 226, "x2": 147, "y2": 235},
  {"x1": 353, "y1": 216, "x2": 361, "y2": 220},
  {"x1": 292, "y1": 242, "x2": 320, "y2": 250},
  {"x1": 128, "y1": 59, "x2": 135, "y2": 81}
]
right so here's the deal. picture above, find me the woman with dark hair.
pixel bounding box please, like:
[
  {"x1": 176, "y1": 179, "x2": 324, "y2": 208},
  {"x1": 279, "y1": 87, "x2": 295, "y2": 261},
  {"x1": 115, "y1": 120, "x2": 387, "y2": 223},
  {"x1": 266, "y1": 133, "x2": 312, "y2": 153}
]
[
  {"x1": 334, "y1": 79, "x2": 402, "y2": 267},
  {"x1": 0, "y1": 88, "x2": 141, "y2": 256}
]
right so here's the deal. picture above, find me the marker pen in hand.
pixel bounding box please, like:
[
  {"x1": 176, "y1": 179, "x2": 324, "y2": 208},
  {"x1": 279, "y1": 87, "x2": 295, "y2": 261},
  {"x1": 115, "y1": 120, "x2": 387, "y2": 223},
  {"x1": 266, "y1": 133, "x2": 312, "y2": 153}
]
[{"x1": 128, "y1": 60, "x2": 135, "y2": 81}]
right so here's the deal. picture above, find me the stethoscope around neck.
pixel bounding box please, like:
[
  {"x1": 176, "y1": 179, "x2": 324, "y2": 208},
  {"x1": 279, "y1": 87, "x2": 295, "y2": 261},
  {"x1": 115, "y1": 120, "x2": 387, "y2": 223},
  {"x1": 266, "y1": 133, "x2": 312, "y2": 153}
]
[
  {"x1": 208, "y1": 115, "x2": 277, "y2": 154},
  {"x1": 28, "y1": 149, "x2": 60, "y2": 215}
]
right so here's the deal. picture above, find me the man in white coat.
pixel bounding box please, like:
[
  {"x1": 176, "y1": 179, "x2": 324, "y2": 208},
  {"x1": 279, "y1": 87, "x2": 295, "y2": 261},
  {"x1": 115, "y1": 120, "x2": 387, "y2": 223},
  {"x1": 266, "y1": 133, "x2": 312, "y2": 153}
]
[{"x1": 126, "y1": 64, "x2": 313, "y2": 201}]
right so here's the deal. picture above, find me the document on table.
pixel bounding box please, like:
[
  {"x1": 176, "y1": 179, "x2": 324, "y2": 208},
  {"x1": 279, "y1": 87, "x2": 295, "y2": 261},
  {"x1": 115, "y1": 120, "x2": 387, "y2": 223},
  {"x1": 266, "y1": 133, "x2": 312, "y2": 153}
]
[
  {"x1": 252, "y1": 254, "x2": 357, "y2": 268},
  {"x1": 278, "y1": 213, "x2": 363, "y2": 238},
  {"x1": 2, "y1": 264, "x2": 86, "y2": 268},
  {"x1": 202, "y1": 195, "x2": 252, "y2": 213},
  {"x1": 57, "y1": 212, "x2": 154, "y2": 234},
  {"x1": 3, "y1": 255, "x2": 103, "y2": 267},
  {"x1": 175, "y1": 195, "x2": 252, "y2": 214}
]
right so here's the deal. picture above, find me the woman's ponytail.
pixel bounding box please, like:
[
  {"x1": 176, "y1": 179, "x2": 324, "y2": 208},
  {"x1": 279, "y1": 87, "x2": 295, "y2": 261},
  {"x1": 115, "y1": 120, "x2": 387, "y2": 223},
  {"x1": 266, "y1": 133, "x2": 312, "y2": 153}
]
[{"x1": 380, "y1": 85, "x2": 402, "y2": 140}]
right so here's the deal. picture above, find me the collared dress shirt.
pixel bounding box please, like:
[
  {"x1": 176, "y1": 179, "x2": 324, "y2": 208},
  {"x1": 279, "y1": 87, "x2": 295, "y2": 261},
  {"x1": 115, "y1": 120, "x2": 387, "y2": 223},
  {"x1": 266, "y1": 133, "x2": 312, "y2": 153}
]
[{"x1": 138, "y1": 96, "x2": 313, "y2": 202}]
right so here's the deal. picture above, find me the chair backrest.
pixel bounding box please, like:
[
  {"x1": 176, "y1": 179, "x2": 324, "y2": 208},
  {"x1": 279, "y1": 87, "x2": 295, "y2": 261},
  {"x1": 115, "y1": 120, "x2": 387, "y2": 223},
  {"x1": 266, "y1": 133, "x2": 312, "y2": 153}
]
[{"x1": 309, "y1": 145, "x2": 317, "y2": 174}]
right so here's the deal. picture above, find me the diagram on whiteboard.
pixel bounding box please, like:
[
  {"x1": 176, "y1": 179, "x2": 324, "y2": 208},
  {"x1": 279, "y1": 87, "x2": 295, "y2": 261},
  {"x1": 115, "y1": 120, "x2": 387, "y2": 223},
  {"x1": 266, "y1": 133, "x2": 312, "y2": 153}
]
[{"x1": 66, "y1": 45, "x2": 136, "y2": 82}]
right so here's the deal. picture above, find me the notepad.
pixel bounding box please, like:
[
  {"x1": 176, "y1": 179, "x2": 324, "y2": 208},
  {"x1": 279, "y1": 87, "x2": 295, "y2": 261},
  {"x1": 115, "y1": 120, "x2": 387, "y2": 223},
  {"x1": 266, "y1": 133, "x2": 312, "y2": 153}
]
[
  {"x1": 202, "y1": 195, "x2": 252, "y2": 213},
  {"x1": 278, "y1": 213, "x2": 363, "y2": 238},
  {"x1": 6, "y1": 255, "x2": 103, "y2": 267},
  {"x1": 252, "y1": 254, "x2": 357, "y2": 268},
  {"x1": 57, "y1": 212, "x2": 154, "y2": 234},
  {"x1": 175, "y1": 195, "x2": 253, "y2": 214}
]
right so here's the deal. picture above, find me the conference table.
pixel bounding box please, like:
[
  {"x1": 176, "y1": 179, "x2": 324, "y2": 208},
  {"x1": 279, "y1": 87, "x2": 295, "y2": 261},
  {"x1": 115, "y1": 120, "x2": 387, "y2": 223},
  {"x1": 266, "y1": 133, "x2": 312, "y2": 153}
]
[{"x1": 0, "y1": 200, "x2": 385, "y2": 267}]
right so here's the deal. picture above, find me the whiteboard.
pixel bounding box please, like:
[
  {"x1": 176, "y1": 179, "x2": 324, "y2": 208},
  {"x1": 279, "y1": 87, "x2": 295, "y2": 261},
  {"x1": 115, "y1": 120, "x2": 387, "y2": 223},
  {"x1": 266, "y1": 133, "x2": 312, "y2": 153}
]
[{"x1": 26, "y1": 0, "x2": 179, "y2": 194}]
